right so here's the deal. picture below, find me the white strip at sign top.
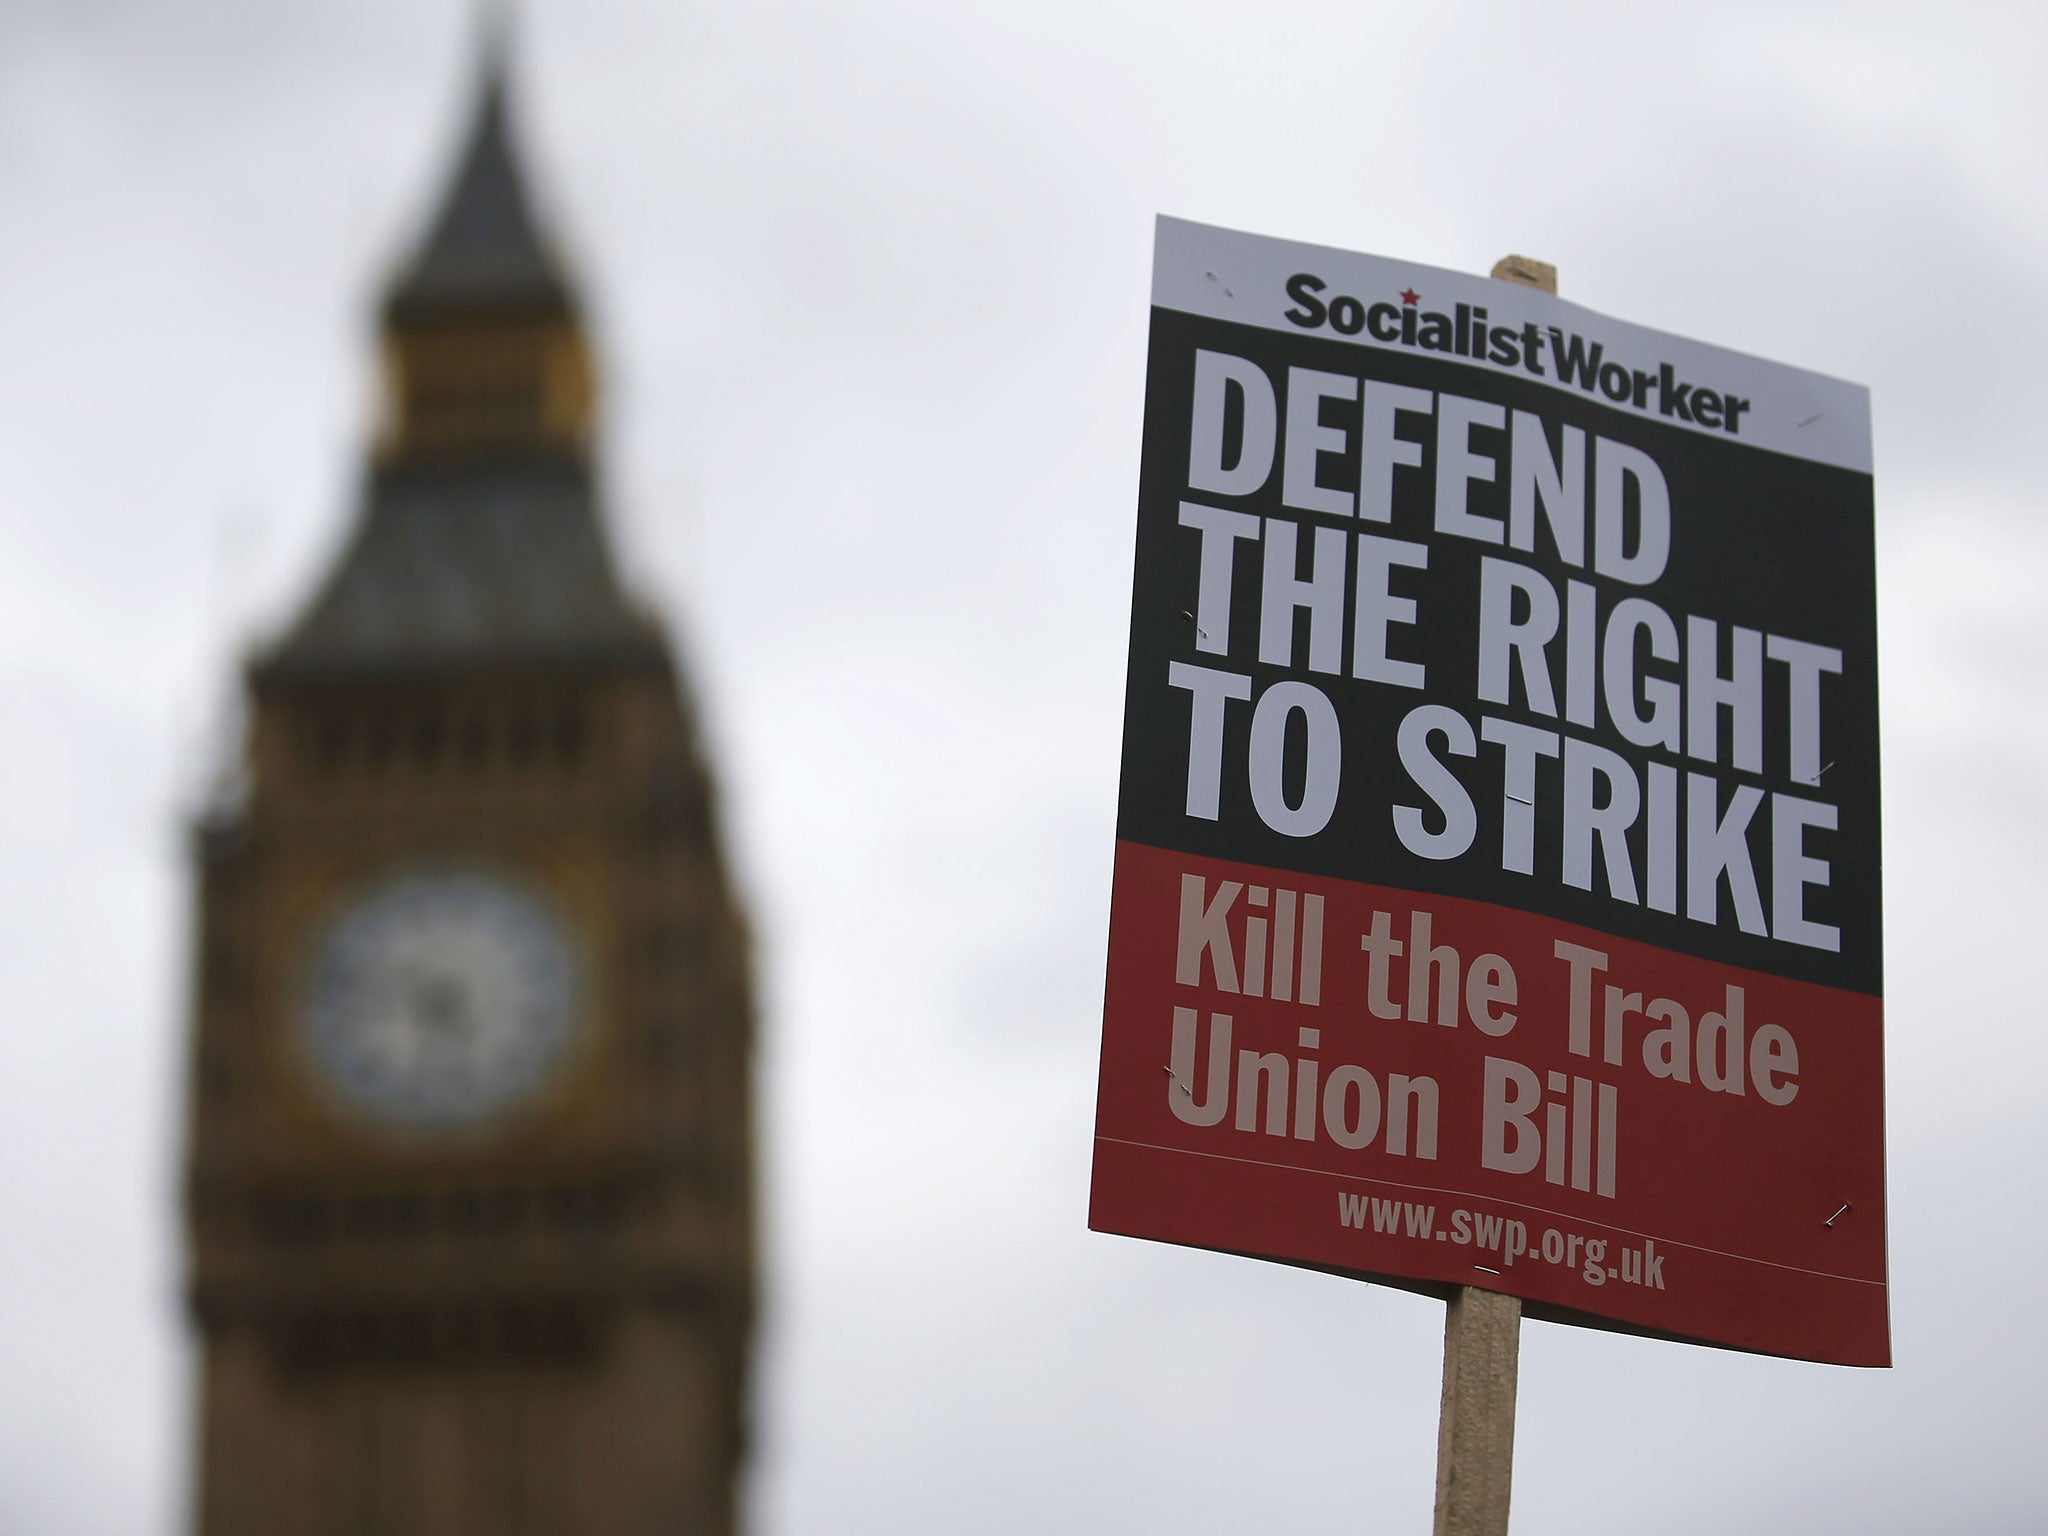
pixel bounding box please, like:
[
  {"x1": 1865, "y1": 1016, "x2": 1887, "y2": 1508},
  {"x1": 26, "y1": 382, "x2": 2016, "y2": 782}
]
[{"x1": 1153, "y1": 216, "x2": 1872, "y2": 476}]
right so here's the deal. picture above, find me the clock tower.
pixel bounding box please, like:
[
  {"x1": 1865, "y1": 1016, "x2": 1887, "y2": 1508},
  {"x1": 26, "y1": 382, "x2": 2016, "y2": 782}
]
[{"x1": 182, "y1": 45, "x2": 755, "y2": 1534}]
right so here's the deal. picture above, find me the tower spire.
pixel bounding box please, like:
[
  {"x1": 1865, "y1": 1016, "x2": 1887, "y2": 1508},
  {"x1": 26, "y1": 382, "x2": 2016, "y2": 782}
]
[
  {"x1": 384, "y1": 11, "x2": 570, "y2": 322},
  {"x1": 258, "y1": 21, "x2": 631, "y2": 680},
  {"x1": 367, "y1": 18, "x2": 596, "y2": 463}
]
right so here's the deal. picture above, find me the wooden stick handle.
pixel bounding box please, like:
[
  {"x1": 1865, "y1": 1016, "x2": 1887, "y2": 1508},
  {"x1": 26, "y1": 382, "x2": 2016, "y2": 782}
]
[
  {"x1": 1429, "y1": 251, "x2": 1555, "y2": 1536},
  {"x1": 1489, "y1": 255, "x2": 1558, "y2": 294},
  {"x1": 1431, "y1": 1285, "x2": 1521, "y2": 1536}
]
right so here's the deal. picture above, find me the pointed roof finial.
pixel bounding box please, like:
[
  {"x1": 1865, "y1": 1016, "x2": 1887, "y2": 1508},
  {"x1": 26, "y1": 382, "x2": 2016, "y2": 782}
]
[
  {"x1": 384, "y1": 4, "x2": 572, "y2": 322},
  {"x1": 478, "y1": 0, "x2": 512, "y2": 76}
]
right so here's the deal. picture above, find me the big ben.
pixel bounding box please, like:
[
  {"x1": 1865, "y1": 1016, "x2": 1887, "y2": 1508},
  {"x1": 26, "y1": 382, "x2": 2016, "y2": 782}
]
[{"x1": 181, "y1": 40, "x2": 755, "y2": 1534}]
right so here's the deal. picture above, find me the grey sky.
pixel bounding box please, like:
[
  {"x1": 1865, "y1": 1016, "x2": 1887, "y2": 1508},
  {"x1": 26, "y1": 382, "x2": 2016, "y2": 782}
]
[{"x1": 2, "y1": 1, "x2": 2045, "y2": 1531}]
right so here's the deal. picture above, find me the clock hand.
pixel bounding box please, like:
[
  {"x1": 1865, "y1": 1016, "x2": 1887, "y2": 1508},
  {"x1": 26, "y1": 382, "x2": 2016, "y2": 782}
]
[{"x1": 411, "y1": 973, "x2": 476, "y2": 1045}]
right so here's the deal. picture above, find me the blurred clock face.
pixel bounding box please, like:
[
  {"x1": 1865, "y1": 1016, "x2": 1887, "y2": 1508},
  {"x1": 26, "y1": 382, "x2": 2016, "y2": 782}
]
[{"x1": 299, "y1": 869, "x2": 580, "y2": 1129}]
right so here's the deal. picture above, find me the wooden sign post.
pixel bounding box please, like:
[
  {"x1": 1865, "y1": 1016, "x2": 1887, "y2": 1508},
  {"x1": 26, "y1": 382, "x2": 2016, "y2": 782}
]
[
  {"x1": 1427, "y1": 252, "x2": 1558, "y2": 1536},
  {"x1": 1433, "y1": 1285, "x2": 1521, "y2": 1536}
]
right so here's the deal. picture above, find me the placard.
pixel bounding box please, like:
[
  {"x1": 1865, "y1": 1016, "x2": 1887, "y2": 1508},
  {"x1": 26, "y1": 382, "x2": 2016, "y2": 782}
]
[{"x1": 1090, "y1": 217, "x2": 1886, "y2": 1366}]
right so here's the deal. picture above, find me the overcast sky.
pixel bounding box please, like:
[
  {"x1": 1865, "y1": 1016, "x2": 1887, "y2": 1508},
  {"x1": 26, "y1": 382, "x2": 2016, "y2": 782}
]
[{"x1": 2, "y1": 2, "x2": 2045, "y2": 1532}]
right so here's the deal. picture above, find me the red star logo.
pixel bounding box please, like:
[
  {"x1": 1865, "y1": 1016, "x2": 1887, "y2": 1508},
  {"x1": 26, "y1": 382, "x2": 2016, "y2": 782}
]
[{"x1": 1399, "y1": 288, "x2": 1421, "y2": 306}]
